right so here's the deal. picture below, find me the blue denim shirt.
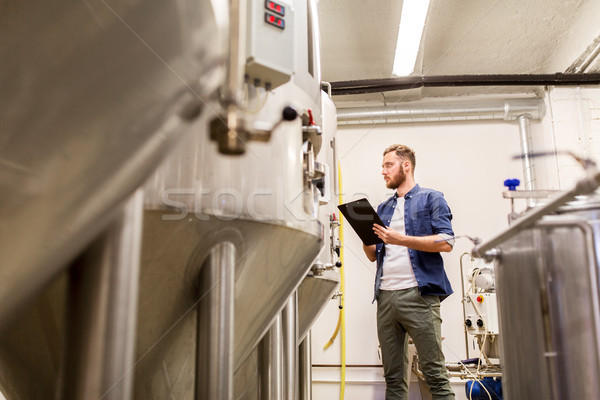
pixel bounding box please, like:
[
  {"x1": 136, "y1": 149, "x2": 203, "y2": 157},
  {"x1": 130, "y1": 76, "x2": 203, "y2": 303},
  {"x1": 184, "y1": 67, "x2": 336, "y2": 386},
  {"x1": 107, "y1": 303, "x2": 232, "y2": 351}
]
[{"x1": 374, "y1": 184, "x2": 454, "y2": 302}]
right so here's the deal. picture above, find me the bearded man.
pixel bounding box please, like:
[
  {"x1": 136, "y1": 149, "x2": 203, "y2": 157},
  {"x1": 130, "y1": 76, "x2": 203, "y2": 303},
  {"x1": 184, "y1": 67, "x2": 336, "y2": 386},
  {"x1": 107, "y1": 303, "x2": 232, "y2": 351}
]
[{"x1": 363, "y1": 144, "x2": 456, "y2": 400}]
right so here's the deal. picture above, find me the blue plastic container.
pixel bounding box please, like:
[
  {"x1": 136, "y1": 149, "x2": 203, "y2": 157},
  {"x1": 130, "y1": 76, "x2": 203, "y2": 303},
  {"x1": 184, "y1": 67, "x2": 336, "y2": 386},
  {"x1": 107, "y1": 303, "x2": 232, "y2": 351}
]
[{"x1": 465, "y1": 377, "x2": 502, "y2": 400}]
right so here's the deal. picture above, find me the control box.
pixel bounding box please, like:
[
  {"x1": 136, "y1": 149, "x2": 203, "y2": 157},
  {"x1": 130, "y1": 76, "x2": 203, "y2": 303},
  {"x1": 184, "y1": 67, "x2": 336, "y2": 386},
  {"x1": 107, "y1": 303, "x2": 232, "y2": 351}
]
[
  {"x1": 464, "y1": 293, "x2": 499, "y2": 335},
  {"x1": 246, "y1": 0, "x2": 295, "y2": 89}
]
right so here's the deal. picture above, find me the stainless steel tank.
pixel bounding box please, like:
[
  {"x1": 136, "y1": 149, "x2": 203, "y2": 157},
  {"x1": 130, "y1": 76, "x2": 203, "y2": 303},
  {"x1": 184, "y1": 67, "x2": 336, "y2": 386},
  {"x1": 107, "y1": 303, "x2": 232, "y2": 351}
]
[
  {"x1": 0, "y1": 0, "x2": 333, "y2": 398},
  {"x1": 0, "y1": 0, "x2": 224, "y2": 331},
  {"x1": 0, "y1": 0, "x2": 224, "y2": 398},
  {"x1": 494, "y1": 196, "x2": 600, "y2": 400},
  {"x1": 226, "y1": 89, "x2": 340, "y2": 400},
  {"x1": 137, "y1": 45, "x2": 325, "y2": 398}
]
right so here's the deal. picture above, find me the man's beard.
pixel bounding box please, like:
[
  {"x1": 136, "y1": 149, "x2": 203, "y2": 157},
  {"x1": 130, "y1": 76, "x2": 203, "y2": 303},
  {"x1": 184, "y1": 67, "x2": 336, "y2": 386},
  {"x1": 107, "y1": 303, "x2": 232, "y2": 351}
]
[{"x1": 386, "y1": 168, "x2": 406, "y2": 189}]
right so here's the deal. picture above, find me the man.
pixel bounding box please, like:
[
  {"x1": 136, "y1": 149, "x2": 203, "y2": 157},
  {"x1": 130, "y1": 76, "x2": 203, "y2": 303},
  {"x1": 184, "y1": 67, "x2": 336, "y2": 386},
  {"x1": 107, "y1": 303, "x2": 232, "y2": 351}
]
[{"x1": 363, "y1": 144, "x2": 455, "y2": 400}]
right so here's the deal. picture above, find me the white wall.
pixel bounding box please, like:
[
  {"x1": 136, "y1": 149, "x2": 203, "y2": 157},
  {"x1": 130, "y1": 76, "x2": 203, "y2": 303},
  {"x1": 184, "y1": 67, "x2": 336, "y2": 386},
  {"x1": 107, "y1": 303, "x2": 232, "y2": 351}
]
[{"x1": 310, "y1": 86, "x2": 600, "y2": 400}]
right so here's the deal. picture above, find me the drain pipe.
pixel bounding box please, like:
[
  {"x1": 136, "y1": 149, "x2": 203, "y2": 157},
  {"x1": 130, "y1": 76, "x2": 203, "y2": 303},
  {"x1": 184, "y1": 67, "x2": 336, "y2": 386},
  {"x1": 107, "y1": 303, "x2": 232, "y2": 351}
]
[
  {"x1": 337, "y1": 98, "x2": 545, "y2": 205},
  {"x1": 517, "y1": 114, "x2": 536, "y2": 207},
  {"x1": 336, "y1": 98, "x2": 545, "y2": 125}
]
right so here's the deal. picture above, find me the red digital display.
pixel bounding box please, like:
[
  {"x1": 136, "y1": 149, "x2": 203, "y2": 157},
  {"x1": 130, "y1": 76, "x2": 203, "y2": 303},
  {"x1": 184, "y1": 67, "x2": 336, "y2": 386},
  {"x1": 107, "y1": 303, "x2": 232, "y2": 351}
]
[
  {"x1": 264, "y1": 12, "x2": 285, "y2": 29},
  {"x1": 265, "y1": 0, "x2": 285, "y2": 16}
]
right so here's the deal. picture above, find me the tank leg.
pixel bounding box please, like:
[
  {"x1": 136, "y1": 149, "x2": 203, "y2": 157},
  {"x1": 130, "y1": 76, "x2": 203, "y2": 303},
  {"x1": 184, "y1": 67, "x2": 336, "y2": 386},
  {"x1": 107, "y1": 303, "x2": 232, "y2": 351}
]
[
  {"x1": 60, "y1": 189, "x2": 144, "y2": 400},
  {"x1": 298, "y1": 332, "x2": 312, "y2": 400},
  {"x1": 195, "y1": 242, "x2": 235, "y2": 400},
  {"x1": 282, "y1": 293, "x2": 298, "y2": 400},
  {"x1": 259, "y1": 315, "x2": 283, "y2": 400}
]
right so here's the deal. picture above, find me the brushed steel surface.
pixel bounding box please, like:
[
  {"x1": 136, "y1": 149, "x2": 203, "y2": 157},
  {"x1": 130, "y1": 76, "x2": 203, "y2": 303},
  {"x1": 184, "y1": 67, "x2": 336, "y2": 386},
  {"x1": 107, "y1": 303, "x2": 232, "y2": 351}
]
[
  {"x1": 0, "y1": 191, "x2": 145, "y2": 400},
  {"x1": 61, "y1": 191, "x2": 144, "y2": 400},
  {"x1": 495, "y1": 204, "x2": 600, "y2": 400},
  {"x1": 0, "y1": 276, "x2": 66, "y2": 400},
  {"x1": 0, "y1": 0, "x2": 224, "y2": 329},
  {"x1": 133, "y1": 210, "x2": 321, "y2": 398},
  {"x1": 297, "y1": 271, "x2": 340, "y2": 342}
]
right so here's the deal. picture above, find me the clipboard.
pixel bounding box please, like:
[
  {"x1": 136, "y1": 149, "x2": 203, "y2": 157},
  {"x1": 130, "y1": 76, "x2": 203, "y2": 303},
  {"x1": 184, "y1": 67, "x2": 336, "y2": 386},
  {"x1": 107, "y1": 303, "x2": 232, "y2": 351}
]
[{"x1": 337, "y1": 198, "x2": 385, "y2": 245}]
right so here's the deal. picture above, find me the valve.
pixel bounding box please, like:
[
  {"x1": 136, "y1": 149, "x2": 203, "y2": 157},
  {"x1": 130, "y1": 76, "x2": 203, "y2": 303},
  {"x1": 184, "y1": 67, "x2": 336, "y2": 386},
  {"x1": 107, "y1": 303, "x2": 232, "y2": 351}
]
[
  {"x1": 302, "y1": 109, "x2": 322, "y2": 136},
  {"x1": 504, "y1": 178, "x2": 520, "y2": 191},
  {"x1": 332, "y1": 291, "x2": 344, "y2": 309},
  {"x1": 210, "y1": 106, "x2": 298, "y2": 155},
  {"x1": 311, "y1": 261, "x2": 339, "y2": 276}
]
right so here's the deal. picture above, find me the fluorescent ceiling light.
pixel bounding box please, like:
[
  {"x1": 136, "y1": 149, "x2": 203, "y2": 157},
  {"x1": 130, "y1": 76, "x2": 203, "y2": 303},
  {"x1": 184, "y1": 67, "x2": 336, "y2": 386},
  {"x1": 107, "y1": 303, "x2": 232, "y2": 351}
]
[{"x1": 392, "y1": 0, "x2": 431, "y2": 77}]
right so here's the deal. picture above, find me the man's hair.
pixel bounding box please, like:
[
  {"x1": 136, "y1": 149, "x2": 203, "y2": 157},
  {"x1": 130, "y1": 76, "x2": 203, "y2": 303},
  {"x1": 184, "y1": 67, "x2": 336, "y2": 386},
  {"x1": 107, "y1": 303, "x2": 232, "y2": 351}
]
[{"x1": 383, "y1": 144, "x2": 416, "y2": 172}]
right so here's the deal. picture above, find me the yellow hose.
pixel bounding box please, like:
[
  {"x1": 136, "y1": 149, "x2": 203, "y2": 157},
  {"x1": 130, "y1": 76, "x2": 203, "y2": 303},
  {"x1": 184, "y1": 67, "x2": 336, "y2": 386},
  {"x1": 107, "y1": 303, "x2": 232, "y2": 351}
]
[
  {"x1": 322, "y1": 161, "x2": 346, "y2": 399},
  {"x1": 322, "y1": 313, "x2": 341, "y2": 350}
]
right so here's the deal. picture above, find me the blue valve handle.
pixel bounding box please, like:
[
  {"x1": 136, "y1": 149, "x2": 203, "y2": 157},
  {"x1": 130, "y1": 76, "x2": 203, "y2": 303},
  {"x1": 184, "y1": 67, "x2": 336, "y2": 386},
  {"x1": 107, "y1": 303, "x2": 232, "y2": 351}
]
[{"x1": 504, "y1": 178, "x2": 520, "y2": 191}]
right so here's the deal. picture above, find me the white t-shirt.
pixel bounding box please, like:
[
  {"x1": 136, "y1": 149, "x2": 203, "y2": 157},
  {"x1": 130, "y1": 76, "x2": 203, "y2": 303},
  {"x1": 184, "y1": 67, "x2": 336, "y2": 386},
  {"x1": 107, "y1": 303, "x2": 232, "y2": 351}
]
[{"x1": 380, "y1": 197, "x2": 418, "y2": 291}]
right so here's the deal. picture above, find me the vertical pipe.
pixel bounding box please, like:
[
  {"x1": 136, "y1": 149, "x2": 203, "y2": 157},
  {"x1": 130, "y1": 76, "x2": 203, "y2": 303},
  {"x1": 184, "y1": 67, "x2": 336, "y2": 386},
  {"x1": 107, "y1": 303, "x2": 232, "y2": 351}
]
[
  {"x1": 223, "y1": 0, "x2": 247, "y2": 153},
  {"x1": 518, "y1": 114, "x2": 536, "y2": 208},
  {"x1": 225, "y1": 0, "x2": 245, "y2": 104},
  {"x1": 61, "y1": 189, "x2": 144, "y2": 400},
  {"x1": 195, "y1": 241, "x2": 236, "y2": 400},
  {"x1": 282, "y1": 293, "x2": 298, "y2": 400},
  {"x1": 259, "y1": 315, "x2": 283, "y2": 400},
  {"x1": 298, "y1": 332, "x2": 312, "y2": 400}
]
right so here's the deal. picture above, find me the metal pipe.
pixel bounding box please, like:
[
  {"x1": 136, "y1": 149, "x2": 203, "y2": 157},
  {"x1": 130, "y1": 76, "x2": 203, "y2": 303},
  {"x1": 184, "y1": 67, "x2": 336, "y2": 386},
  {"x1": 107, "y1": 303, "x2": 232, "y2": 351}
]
[
  {"x1": 459, "y1": 252, "x2": 473, "y2": 360},
  {"x1": 224, "y1": 0, "x2": 245, "y2": 106},
  {"x1": 281, "y1": 293, "x2": 298, "y2": 400},
  {"x1": 222, "y1": 0, "x2": 247, "y2": 153},
  {"x1": 60, "y1": 189, "x2": 144, "y2": 400},
  {"x1": 472, "y1": 167, "x2": 600, "y2": 259},
  {"x1": 330, "y1": 73, "x2": 600, "y2": 95},
  {"x1": 298, "y1": 333, "x2": 312, "y2": 400},
  {"x1": 336, "y1": 98, "x2": 545, "y2": 126},
  {"x1": 576, "y1": 41, "x2": 600, "y2": 73},
  {"x1": 321, "y1": 81, "x2": 332, "y2": 98},
  {"x1": 448, "y1": 372, "x2": 503, "y2": 378},
  {"x1": 518, "y1": 114, "x2": 537, "y2": 208},
  {"x1": 196, "y1": 242, "x2": 236, "y2": 400},
  {"x1": 259, "y1": 316, "x2": 283, "y2": 400},
  {"x1": 566, "y1": 34, "x2": 600, "y2": 74}
]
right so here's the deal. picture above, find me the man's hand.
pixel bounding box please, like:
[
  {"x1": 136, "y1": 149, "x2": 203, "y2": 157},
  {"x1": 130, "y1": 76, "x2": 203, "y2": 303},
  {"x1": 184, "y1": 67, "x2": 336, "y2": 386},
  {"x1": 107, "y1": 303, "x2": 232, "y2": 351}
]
[
  {"x1": 373, "y1": 224, "x2": 452, "y2": 253},
  {"x1": 373, "y1": 224, "x2": 402, "y2": 245}
]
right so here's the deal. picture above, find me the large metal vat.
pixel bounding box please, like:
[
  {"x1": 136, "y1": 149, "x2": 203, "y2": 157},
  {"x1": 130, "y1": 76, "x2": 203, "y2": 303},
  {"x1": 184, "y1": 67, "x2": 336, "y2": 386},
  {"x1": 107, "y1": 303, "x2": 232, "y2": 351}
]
[
  {"x1": 0, "y1": 0, "x2": 225, "y2": 332},
  {"x1": 136, "y1": 0, "x2": 328, "y2": 388},
  {"x1": 494, "y1": 196, "x2": 600, "y2": 400},
  {"x1": 0, "y1": 0, "x2": 225, "y2": 398},
  {"x1": 0, "y1": 0, "x2": 335, "y2": 398}
]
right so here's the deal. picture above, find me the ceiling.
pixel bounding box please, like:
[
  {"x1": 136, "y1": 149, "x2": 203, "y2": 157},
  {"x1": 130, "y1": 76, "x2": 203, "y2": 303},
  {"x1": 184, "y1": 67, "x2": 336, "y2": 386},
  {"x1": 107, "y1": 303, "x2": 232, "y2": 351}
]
[{"x1": 318, "y1": 0, "x2": 600, "y2": 103}]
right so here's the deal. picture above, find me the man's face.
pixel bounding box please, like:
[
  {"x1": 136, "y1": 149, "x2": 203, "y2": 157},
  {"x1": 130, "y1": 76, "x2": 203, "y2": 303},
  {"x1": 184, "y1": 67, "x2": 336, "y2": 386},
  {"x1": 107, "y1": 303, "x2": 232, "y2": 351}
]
[{"x1": 382, "y1": 152, "x2": 407, "y2": 189}]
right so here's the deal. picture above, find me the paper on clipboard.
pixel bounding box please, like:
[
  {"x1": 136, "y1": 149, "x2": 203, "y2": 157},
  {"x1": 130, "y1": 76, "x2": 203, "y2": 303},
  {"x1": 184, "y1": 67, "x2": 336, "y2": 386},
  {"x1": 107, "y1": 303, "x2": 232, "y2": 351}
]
[{"x1": 337, "y1": 198, "x2": 385, "y2": 245}]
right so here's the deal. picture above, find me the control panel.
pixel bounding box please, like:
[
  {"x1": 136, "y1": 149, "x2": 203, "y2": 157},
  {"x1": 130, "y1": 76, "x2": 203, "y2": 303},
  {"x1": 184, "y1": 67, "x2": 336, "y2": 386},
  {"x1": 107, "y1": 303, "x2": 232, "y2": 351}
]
[
  {"x1": 464, "y1": 293, "x2": 499, "y2": 335},
  {"x1": 246, "y1": 0, "x2": 295, "y2": 89}
]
